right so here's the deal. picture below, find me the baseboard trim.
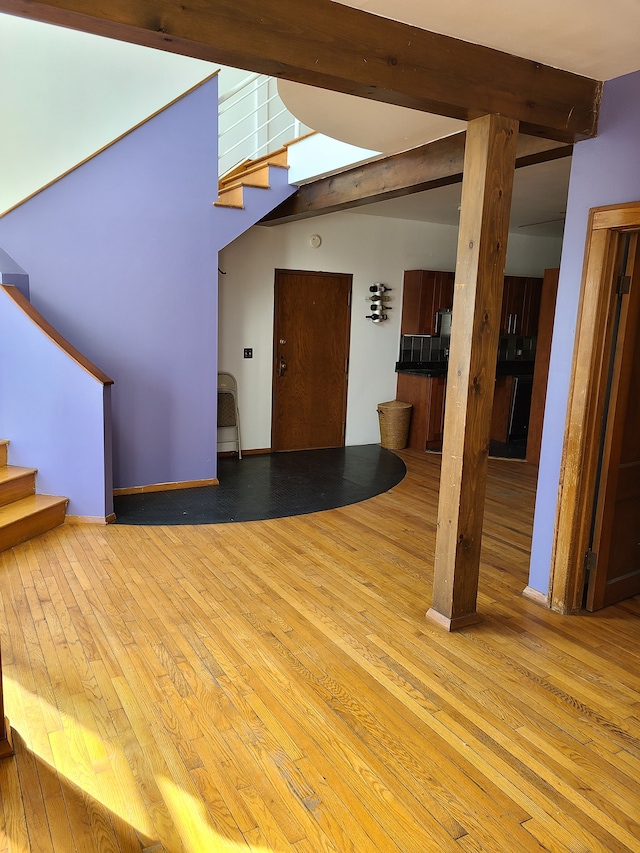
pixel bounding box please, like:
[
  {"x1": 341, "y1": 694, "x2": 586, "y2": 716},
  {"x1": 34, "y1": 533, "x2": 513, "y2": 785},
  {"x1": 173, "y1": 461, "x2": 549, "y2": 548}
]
[
  {"x1": 114, "y1": 478, "x2": 219, "y2": 496},
  {"x1": 522, "y1": 585, "x2": 550, "y2": 607},
  {"x1": 218, "y1": 448, "x2": 271, "y2": 457},
  {"x1": 66, "y1": 514, "x2": 117, "y2": 525}
]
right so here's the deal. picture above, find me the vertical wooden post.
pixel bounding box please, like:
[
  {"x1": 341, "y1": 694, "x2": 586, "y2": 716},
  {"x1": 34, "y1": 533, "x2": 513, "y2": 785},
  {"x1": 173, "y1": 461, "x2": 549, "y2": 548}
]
[
  {"x1": 426, "y1": 114, "x2": 518, "y2": 631},
  {"x1": 0, "y1": 645, "x2": 13, "y2": 758}
]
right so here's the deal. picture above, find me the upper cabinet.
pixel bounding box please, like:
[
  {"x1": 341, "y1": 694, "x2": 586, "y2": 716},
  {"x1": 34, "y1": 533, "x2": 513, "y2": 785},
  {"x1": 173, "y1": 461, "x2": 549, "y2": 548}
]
[
  {"x1": 401, "y1": 270, "x2": 454, "y2": 335},
  {"x1": 500, "y1": 276, "x2": 543, "y2": 336},
  {"x1": 402, "y1": 270, "x2": 543, "y2": 337}
]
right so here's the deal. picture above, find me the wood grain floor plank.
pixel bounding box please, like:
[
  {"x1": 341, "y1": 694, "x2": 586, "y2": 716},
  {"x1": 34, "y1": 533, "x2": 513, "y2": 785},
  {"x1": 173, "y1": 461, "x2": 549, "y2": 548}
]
[
  {"x1": 115, "y1": 728, "x2": 186, "y2": 853},
  {"x1": 10, "y1": 735, "x2": 53, "y2": 853},
  {"x1": 1, "y1": 451, "x2": 639, "y2": 851},
  {"x1": 224, "y1": 658, "x2": 412, "y2": 853},
  {"x1": 369, "y1": 624, "x2": 640, "y2": 816},
  {"x1": 0, "y1": 752, "x2": 29, "y2": 853},
  {"x1": 231, "y1": 644, "x2": 466, "y2": 852},
  {"x1": 436, "y1": 707, "x2": 636, "y2": 852},
  {"x1": 236, "y1": 586, "x2": 524, "y2": 841}
]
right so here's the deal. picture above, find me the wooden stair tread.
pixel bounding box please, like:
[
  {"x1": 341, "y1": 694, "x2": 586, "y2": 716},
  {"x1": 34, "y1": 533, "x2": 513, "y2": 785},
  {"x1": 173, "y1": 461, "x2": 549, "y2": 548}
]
[
  {"x1": 219, "y1": 160, "x2": 288, "y2": 191},
  {"x1": 0, "y1": 441, "x2": 68, "y2": 552},
  {"x1": 0, "y1": 465, "x2": 38, "y2": 484},
  {"x1": 215, "y1": 158, "x2": 291, "y2": 208},
  {"x1": 0, "y1": 493, "x2": 68, "y2": 526},
  {"x1": 216, "y1": 143, "x2": 290, "y2": 208},
  {"x1": 0, "y1": 465, "x2": 37, "y2": 509},
  {"x1": 214, "y1": 185, "x2": 245, "y2": 209},
  {"x1": 220, "y1": 146, "x2": 288, "y2": 185},
  {"x1": 222, "y1": 166, "x2": 272, "y2": 191}
]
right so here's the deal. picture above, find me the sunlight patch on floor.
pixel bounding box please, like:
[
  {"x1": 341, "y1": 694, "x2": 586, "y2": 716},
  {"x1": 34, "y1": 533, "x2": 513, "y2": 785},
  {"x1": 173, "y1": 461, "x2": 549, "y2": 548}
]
[{"x1": 158, "y1": 776, "x2": 272, "y2": 853}]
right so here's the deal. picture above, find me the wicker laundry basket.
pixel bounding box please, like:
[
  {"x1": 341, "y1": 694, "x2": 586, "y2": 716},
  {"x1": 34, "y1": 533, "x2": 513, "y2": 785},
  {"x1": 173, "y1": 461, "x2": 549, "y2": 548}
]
[{"x1": 377, "y1": 400, "x2": 412, "y2": 450}]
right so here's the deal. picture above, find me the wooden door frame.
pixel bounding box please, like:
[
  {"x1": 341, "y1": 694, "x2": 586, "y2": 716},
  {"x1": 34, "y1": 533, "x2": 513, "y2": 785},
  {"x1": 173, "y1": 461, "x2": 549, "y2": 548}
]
[
  {"x1": 549, "y1": 201, "x2": 640, "y2": 613},
  {"x1": 271, "y1": 269, "x2": 352, "y2": 452}
]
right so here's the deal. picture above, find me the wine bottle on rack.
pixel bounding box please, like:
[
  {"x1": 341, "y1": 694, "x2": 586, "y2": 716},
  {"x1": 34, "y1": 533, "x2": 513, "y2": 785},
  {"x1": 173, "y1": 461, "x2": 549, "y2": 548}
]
[
  {"x1": 366, "y1": 312, "x2": 388, "y2": 322},
  {"x1": 369, "y1": 284, "x2": 391, "y2": 293},
  {"x1": 365, "y1": 294, "x2": 391, "y2": 302}
]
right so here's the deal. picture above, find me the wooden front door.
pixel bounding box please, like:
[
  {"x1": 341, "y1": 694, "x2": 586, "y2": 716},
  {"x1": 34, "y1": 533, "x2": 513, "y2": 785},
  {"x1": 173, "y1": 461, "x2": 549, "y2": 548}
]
[
  {"x1": 272, "y1": 270, "x2": 351, "y2": 452},
  {"x1": 587, "y1": 234, "x2": 640, "y2": 610}
]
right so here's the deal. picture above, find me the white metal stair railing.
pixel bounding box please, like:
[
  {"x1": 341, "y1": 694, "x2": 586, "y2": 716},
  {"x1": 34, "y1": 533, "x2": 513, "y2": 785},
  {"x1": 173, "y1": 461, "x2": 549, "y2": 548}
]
[{"x1": 218, "y1": 73, "x2": 308, "y2": 177}]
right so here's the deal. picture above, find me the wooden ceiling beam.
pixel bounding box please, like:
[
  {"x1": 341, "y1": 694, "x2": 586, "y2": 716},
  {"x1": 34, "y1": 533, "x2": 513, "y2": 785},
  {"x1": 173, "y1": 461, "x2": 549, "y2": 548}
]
[
  {"x1": 0, "y1": 0, "x2": 600, "y2": 142},
  {"x1": 261, "y1": 135, "x2": 573, "y2": 225}
]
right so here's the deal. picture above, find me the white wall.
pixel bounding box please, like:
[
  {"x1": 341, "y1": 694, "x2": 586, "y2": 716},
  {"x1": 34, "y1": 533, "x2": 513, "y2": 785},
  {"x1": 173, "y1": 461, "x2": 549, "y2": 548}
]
[
  {"x1": 0, "y1": 13, "x2": 242, "y2": 213},
  {"x1": 218, "y1": 211, "x2": 562, "y2": 451},
  {"x1": 287, "y1": 133, "x2": 380, "y2": 184}
]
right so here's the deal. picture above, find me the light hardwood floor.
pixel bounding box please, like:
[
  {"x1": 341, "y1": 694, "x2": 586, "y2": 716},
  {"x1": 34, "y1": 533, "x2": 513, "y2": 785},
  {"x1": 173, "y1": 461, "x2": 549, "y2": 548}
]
[{"x1": 1, "y1": 450, "x2": 639, "y2": 853}]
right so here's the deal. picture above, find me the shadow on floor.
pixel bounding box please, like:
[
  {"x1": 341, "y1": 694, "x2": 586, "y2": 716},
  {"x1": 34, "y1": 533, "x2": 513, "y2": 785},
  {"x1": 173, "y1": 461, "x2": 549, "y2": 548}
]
[
  {"x1": 489, "y1": 439, "x2": 527, "y2": 460},
  {"x1": 113, "y1": 444, "x2": 406, "y2": 525}
]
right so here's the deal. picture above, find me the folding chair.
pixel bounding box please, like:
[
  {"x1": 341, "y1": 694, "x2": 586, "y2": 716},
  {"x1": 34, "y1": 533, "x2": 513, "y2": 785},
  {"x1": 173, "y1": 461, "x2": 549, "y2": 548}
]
[{"x1": 217, "y1": 372, "x2": 242, "y2": 458}]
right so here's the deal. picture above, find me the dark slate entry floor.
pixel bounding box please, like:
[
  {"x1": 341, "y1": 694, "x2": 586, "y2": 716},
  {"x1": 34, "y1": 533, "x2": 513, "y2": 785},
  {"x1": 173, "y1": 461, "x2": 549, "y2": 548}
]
[{"x1": 113, "y1": 444, "x2": 406, "y2": 525}]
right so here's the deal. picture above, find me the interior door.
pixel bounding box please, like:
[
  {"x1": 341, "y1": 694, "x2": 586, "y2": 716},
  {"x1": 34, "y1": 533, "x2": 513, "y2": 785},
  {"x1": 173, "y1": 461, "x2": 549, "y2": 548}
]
[
  {"x1": 587, "y1": 233, "x2": 640, "y2": 610},
  {"x1": 272, "y1": 270, "x2": 352, "y2": 452}
]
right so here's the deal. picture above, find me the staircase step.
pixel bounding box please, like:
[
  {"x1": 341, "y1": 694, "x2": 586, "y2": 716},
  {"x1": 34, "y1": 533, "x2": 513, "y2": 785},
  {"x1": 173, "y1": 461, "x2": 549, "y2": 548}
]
[
  {"x1": 0, "y1": 440, "x2": 8, "y2": 467},
  {"x1": 215, "y1": 162, "x2": 291, "y2": 208},
  {"x1": 220, "y1": 146, "x2": 288, "y2": 187},
  {"x1": 219, "y1": 159, "x2": 288, "y2": 192},
  {"x1": 0, "y1": 494, "x2": 68, "y2": 553},
  {"x1": 0, "y1": 465, "x2": 37, "y2": 508},
  {"x1": 224, "y1": 163, "x2": 272, "y2": 190},
  {"x1": 214, "y1": 185, "x2": 246, "y2": 209}
]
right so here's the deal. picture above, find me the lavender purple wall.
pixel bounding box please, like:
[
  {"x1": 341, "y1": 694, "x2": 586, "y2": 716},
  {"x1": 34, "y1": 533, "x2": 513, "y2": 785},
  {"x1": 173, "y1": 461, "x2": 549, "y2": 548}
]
[
  {"x1": 0, "y1": 78, "x2": 221, "y2": 490},
  {"x1": 0, "y1": 286, "x2": 112, "y2": 518},
  {"x1": 0, "y1": 75, "x2": 295, "y2": 494},
  {"x1": 529, "y1": 69, "x2": 640, "y2": 594},
  {"x1": 0, "y1": 247, "x2": 29, "y2": 299}
]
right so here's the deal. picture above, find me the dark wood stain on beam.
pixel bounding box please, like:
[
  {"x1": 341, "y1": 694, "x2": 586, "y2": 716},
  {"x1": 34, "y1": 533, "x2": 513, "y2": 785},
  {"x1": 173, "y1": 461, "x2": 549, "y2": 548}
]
[
  {"x1": 0, "y1": 0, "x2": 600, "y2": 141},
  {"x1": 262, "y1": 135, "x2": 572, "y2": 225},
  {"x1": 428, "y1": 114, "x2": 519, "y2": 630}
]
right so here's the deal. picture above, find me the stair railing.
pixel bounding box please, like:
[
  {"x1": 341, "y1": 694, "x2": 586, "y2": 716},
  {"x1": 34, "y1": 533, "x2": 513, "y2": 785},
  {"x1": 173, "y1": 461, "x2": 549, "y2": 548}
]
[{"x1": 218, "y1": 73, "x2": 306, "y2": 177}]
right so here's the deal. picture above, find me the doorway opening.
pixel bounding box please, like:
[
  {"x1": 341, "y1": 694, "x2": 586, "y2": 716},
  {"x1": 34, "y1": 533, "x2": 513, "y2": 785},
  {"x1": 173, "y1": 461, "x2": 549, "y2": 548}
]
[{"x1": 550, "y1": 203, "x2": 640, "y2": 613}]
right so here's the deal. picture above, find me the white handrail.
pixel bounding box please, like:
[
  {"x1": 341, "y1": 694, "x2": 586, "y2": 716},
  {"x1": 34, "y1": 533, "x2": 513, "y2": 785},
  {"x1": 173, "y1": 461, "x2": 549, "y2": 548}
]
[
  {"x1": 222, "y1": 89, "x2": 281, "y2": 138},
  {"x1": 224, "y1": 106, "x2": 291, "y2": 160},
  {"x1": 218, "y1": 73, "x2": 308, "y2": 177},
  {"x1": 218, "y1": 72, "x2": 261, "y2": 107}
]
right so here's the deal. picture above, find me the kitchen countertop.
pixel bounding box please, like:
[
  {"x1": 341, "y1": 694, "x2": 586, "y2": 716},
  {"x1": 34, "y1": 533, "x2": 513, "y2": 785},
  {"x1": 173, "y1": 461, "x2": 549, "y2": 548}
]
[{"x1": 396, "y1": 360, "x2": 535, "y2": 378}]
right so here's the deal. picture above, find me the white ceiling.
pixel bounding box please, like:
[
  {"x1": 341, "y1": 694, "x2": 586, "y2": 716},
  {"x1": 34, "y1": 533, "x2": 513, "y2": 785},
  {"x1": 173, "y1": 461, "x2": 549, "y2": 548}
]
[
  {"x1": 361, "y1": 157, "x2": 571, "y2": 238},
  {"x1": 336, "y1": 0, "x2": 640, "y2": 80},
  {"x1": 279, "y1": 0, "x2": 640, "y2": 236}
]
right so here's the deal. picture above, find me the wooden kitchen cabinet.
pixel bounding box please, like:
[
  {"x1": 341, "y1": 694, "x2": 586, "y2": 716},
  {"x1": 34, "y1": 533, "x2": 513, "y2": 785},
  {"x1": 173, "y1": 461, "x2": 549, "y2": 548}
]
[
  {"x1": 401, "y1": 270, "x2": 454, "y2": 335},
  {"x1": 523, "y1": 277, "x2": 543, "y2": 336},
  {"x1": 526, "y1": 268, "x2": 559, "y2": 463},
  {"x1": 396, "y1": 372, "x2": 446, "y2": 450},
  {"x1": 402, "y1": 270, "x2": 541, "y2": 337},
  {"x1": 500, "y1": 276, "x2": 543, "y2": 336},
  {"x1": 398, "y1": 370, "x2": 535, "y2": 451},
  {"x1": 398, "y1": 269, "x2": 545, "y2": 454}
]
